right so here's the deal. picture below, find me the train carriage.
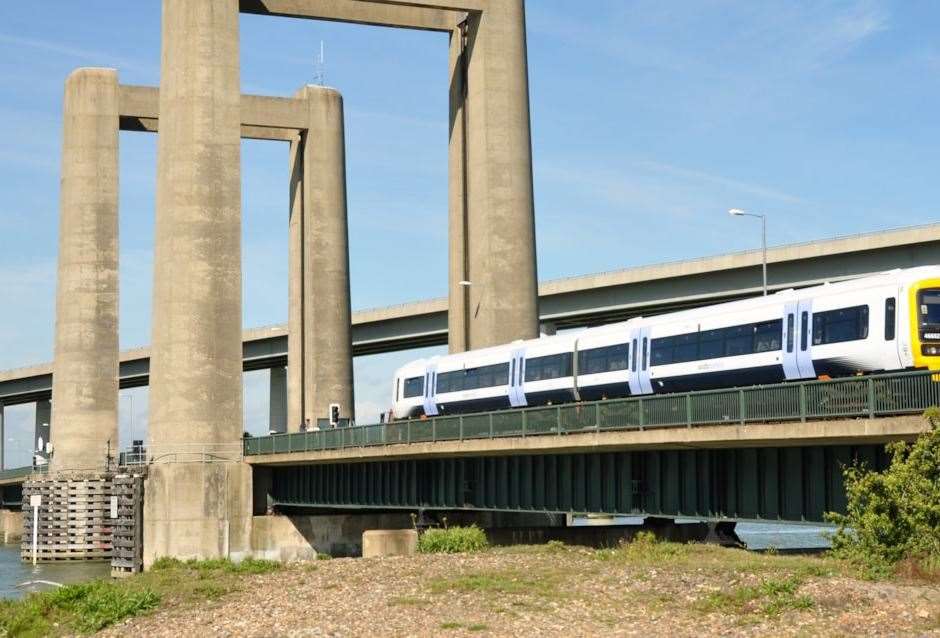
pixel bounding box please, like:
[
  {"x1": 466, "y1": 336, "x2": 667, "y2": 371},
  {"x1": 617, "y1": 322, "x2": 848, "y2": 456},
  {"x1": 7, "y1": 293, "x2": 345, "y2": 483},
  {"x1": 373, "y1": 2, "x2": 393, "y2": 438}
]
[{"x1": 390, "y1": 266, "x2": 940, "y2": 419}]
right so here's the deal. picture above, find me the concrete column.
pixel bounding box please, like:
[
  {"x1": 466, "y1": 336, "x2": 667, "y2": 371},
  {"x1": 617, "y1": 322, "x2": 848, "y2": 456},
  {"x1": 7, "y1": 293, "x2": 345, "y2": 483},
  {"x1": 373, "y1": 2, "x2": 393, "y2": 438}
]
[
  {"x1": 0, "y1": 404, "x2": 4, "y2": 471},
  {"x1": 269, "y1": 366, "x2": 287, "y2": 434},
  {"x1": 146, "y1": 0, "x2": 250, "y2": 562},
  {"x1": 448, "y1": 25, "x2": 469, "y2": 354},
  {"x1": 462, "y1": 0, "x2": 539, "y2": 349},
  {"x1": 287, "y1": 135, "x2": 304, "y2": 432},
  {"x1": 35, "y1": 400, "x2": 51, "y2": 453},
  {"x1": 50, "y1": 68, "x2": 120, "y2": 473},
  {"x1": 299, "y1": 85, "x2": 354, "y2": 425}
]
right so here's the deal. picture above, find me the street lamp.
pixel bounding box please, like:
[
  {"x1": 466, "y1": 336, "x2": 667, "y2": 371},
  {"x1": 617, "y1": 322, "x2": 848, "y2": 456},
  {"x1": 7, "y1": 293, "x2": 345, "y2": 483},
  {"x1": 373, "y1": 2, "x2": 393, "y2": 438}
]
[{"x1": 729, "y1": 208, "x2": 768, "y2": 296}]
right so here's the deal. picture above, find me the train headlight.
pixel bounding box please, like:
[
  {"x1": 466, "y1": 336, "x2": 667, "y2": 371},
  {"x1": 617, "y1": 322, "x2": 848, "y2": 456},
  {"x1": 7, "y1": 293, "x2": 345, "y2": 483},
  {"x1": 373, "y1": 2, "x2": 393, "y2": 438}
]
[{"x1": 922, "y1": 345, "x2": 940, "y2": 356}]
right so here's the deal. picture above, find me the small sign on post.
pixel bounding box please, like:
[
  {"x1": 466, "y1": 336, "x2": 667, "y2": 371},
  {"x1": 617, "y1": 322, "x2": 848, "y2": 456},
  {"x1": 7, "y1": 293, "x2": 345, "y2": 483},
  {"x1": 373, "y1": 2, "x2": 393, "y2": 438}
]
[{"x1": 30, "y1": 494, "x2": 41, "y2": 566}]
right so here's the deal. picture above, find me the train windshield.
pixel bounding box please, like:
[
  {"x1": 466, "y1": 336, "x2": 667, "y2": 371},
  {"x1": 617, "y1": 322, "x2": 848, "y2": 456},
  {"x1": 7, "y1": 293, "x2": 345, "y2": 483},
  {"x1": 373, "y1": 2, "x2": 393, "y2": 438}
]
[{"x1": 919, "y1": 290, "x2": 940, "y2": 326}]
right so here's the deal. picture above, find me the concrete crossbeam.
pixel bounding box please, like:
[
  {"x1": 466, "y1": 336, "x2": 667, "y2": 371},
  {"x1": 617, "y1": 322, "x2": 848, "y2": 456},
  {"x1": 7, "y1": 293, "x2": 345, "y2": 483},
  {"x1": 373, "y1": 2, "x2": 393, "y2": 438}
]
[
  {"x1": 50, "y1": 68, "x2": 120, "y2": 473},
  {"x1": 239, "y1": 0, "x2": 471, "y2": 31}
]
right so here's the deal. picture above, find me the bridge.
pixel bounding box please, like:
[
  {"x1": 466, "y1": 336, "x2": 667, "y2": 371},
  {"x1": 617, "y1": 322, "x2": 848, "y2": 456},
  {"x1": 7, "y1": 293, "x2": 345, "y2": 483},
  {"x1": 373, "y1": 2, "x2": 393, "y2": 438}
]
[{"x1": 212, "y1": 370, "x2": 936, "y2": 523}]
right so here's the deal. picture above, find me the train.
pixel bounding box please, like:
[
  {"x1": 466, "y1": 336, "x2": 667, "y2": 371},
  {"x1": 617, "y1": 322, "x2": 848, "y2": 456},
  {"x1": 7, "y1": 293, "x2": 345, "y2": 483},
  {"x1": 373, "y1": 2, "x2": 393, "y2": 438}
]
[{"x1": 390, "y1": 266, "x2": 940, "y2": 419}]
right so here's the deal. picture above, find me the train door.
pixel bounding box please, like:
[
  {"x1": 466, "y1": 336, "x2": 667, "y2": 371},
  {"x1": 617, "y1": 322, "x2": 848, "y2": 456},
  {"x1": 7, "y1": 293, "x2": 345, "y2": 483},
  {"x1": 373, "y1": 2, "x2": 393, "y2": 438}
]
[
  {"x1": 508, "y1": 347, "x2": 528, "y2": 408},
  {"x1": 782, "y1": 302, "x2": 800, "y2": 380},
  {"x1": 635, "y1": 326, "x2": 654, "y2": 394},
  {"x1": 423, "y1": 363, "x2": 439, "y2": 416},
  {"x1": 627, "y1": 332, "x2": 642, "y2": 395},
  {"x1": 883, "y1": 290, "x2": 904, "y2": 370},
  {"x1": 795, "y1": 298, "x2": 816, "y2": 378}
]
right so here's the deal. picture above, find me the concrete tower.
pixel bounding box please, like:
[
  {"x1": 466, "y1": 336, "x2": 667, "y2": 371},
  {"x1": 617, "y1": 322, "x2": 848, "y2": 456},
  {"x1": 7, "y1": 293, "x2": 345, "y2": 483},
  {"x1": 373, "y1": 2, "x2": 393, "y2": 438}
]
[
  {"x1": 50, "y1": 68, "x2": 120, "y2": 473},
  {"x1": 145, "y1": 0, "x2": 250, "y2": 564}
]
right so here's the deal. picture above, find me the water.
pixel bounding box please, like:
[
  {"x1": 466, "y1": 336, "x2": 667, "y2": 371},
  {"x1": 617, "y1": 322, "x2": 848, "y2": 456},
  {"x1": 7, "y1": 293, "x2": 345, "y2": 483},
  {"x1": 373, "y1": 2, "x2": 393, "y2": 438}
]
[{"x1": 0, "y1": 544, "x2": 111, "y2": 600}]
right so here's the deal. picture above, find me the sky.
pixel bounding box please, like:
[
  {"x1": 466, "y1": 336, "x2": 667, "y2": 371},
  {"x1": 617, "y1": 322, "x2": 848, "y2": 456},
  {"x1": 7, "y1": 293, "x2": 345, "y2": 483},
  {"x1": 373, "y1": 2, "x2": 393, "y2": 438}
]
[{"x1": 2, "y1": 0, "x2": 940, "y2": 466}]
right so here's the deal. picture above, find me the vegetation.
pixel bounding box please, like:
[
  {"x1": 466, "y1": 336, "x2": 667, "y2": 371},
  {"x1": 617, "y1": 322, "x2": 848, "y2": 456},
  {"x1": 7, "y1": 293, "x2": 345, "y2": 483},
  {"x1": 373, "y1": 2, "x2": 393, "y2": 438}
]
[
  {"x1": 418, "y1": 524, "x2": 489, "y2": 554},
  {"x1": 0, "y1": 580, "x2": 160, "y2": 637},
  {"x1": 827, "y1": 407, "x2": 940, "y2": 579},
  {"x1": 0, "y1": 557, "x2": 281, "y2": 637}
]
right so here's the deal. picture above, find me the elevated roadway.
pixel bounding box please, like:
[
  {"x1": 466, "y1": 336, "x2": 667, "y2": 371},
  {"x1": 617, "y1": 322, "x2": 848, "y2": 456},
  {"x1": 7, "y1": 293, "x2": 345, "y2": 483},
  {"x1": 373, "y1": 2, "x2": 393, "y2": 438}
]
[{"x1": 3, "y1": 223, "x2": 940, "y2": 406}]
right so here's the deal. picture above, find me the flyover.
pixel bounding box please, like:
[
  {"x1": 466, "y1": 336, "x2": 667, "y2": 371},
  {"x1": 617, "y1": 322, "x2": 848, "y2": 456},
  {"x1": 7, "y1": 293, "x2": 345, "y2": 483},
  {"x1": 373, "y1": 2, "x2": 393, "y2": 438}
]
[{"x1": 2, "y1": 222, "x2": 940, "y2": 408}]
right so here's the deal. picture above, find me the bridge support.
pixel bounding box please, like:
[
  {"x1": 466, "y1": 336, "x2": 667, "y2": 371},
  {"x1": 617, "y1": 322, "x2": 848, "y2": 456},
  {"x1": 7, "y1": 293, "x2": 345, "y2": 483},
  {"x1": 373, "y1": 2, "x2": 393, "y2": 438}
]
[
  {"x1": 450, "y1": 2, "x2": 539, "y2": 350},
  {"x1": 50, "y1": 69, "x2": 120, "y2": 473},
  {"x1": 269, "y1": 366, "x2": 287, "y2": 434},
  {"x1": 145, "y1": 0, "x2": 248, "y2": 562}
]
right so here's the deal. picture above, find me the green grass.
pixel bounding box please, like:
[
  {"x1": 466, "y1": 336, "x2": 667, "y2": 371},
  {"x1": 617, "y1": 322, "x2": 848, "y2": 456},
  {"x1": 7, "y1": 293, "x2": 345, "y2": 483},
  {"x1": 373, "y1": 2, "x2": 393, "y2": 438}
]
[
  {"x1": 440, "y1": 621, "x2": 489, "y2": 632},
  {"x1": 0, "y1": 580, "x2": 160, "y2": 637},
  {"x1": 429, "y1": 569, "x2": 561, "y2": 599},
  {"x1": 696, "y1": 575, "x2": 815, "y2": 618},
  {"x1": 418, "y1": 525, "x2": 489, "y2": 554}
]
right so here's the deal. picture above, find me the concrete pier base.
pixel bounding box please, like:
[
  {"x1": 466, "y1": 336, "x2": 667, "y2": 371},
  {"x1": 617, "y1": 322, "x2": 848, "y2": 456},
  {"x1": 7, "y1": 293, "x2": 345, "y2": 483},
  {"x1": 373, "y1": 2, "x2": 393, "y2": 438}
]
[
  {"x1": 362, "y1": 529, "x2": 418, "y2": 558},
  {"x1": 143, "y1": 462, "x2": 252, "y2": 568},
  {"x1": 250, "y1": 513, "x2": 413, "y2": 560},
  {"x1": 1, "y1": 510, "x2": 22, "y2": 544}
]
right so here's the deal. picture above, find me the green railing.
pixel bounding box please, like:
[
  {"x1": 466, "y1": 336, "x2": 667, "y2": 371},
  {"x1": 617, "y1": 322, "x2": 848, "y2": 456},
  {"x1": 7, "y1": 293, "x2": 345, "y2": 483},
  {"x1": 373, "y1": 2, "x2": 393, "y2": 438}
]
[{"x1": 245, "y1": 368, "x2": 940, "y2": 456}]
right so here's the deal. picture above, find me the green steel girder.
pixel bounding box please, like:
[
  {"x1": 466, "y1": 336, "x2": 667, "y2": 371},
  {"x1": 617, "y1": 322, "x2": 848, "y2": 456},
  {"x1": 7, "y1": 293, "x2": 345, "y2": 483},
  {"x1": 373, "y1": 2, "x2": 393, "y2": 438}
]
[{"x1": 269, "y1": 443, "x2": 889, "y2": 523}]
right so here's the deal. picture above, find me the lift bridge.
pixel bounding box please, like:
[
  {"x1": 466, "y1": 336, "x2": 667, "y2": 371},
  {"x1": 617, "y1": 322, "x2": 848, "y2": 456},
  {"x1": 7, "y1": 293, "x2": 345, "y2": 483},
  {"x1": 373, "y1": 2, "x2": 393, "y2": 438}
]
[{"x1": 1, "y1": 369, "x2": 935, "y2": 525}]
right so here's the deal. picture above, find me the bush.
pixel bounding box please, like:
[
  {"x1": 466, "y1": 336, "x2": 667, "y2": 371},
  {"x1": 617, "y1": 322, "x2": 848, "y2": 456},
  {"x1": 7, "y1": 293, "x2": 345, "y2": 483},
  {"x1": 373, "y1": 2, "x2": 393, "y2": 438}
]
[
  {"x1": 826, "y1": 407, "x2": 940, "y2": 577},
  {"x1": 418, "y1": 525, "x2": 489, "y2": 554}
]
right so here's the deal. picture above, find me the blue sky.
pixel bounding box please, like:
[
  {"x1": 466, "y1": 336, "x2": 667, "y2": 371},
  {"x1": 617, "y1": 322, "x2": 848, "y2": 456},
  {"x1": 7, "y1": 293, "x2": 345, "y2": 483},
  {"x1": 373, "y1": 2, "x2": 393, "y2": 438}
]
[{"x1": 1, "y1": 1, "x2": 939, "y2": 465}]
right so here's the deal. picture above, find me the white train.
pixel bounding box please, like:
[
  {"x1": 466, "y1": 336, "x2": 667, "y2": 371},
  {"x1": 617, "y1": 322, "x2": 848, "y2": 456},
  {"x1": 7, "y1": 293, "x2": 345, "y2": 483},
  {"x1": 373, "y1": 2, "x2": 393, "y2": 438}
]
[{"x1": 390, "y1": 266, "x2": 940, "y2": 419}]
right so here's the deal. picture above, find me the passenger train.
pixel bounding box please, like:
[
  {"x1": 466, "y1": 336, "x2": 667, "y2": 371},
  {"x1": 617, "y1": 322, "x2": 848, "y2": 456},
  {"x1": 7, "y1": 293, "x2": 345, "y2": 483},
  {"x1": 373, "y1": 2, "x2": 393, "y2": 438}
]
[{"x1": 390, "y1": 266, "x2": 940, "y2": 419}]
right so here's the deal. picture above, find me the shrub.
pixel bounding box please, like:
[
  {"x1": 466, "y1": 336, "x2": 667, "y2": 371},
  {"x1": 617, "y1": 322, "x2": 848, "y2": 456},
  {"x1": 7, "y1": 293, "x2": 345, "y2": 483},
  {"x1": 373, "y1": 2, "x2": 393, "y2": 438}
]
[
  {"x1": 418, "y1": 525, "x2": 489, "y2": 554},
  {"x1": 826, "y1": 407, "x2": 940, "y2": 577}
]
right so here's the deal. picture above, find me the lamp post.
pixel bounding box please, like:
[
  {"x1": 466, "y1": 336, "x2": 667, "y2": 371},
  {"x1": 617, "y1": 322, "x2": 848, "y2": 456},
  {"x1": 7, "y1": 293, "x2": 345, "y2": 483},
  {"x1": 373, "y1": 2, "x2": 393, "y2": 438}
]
[{"x1": 729, "y1": 208, "x2": 767, "y2": 296}]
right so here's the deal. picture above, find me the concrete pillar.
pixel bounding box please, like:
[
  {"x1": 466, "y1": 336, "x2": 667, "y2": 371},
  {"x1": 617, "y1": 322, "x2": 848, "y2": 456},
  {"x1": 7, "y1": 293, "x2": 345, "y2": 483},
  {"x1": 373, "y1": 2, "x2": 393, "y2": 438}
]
[
  {"x1": 287, "y1": 136, "x2": 304, "y2": 432},
  {"x1": 146, "y1": 0, "x2": 250, "y2": 562},
  {"x1": 448, "y1": 25, "x2": 469, "y2": 354},
  {"x1": 50, "y1": 68, "x2": 120, "y2": 473},
  {"x1": 35, "y1": 400, "x2": 51, "y2": 453},
  {"x1": 269, "y1": 366, "x2": 287, "y2": 434},
  {"x1": 298, "y1": 85, "x2": 354, "y2": 425},
  {"x1": 460, "y1": 0, "x2": 539, "y2": 349},
  {"x1": 0, "y1": 404, "x2": 4, "y2": 471}
]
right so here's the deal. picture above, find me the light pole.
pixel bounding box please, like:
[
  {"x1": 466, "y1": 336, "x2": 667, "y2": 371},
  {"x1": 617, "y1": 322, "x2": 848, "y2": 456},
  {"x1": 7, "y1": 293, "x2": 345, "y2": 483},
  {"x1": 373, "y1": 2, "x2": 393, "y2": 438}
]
[{"x1": 729, "y1": 208, "x2": 767, "y2": 296}]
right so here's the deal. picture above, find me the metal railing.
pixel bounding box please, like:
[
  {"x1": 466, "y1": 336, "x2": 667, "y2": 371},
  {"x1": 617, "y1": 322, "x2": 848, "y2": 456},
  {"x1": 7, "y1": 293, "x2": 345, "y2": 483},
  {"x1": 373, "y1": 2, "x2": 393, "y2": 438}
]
[{"x1": 244, "y1": 368, "x2": 940, "y2": 456}]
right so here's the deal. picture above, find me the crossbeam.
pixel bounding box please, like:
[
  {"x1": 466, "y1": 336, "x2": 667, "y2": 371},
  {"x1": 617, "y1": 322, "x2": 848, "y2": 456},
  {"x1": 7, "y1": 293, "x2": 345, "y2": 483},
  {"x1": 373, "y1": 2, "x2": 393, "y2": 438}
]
[
  {"x1": 118, "y1": 85, "x2": 309, "y2": 140},
  {"x1": 239, "y1": 0, "x2": 476, "y2": 32}
]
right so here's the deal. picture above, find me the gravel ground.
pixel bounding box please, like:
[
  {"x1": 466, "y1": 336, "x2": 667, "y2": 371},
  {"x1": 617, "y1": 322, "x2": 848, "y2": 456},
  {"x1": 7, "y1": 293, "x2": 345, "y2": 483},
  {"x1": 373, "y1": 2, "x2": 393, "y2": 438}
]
[{"x1": 101, "y1": 546, "x2": 940, "y2": 637}]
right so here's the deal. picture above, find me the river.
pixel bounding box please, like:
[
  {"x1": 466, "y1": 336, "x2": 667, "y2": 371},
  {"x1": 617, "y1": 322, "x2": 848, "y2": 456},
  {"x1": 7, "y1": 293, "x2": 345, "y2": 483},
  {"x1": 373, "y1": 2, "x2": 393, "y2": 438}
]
[{"x1": 0, "y1": 543, "x2": 111, "y2": 600}]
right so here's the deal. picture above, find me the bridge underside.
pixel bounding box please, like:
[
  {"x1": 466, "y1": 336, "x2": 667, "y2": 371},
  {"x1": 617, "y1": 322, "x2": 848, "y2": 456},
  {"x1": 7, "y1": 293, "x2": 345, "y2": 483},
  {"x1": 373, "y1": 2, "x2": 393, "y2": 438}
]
[{"x1": 264, "y1": 443, "x2": 888, "y2": 524}]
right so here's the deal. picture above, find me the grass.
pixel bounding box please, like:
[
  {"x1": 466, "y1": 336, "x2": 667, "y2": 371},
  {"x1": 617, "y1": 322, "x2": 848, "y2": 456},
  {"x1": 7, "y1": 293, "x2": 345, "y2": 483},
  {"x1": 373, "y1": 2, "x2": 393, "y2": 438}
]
[
  {"x1": 696, "y1": 575, "x2": 815, "y2": 618},
  {"x1": 440, "y1": 621, "x2": 489, "y2": 632},
  {"x1": 429, "y1": 570, "x2": 561, "y2": 598},
  {"x1": 0, "y1": 557, "x2": 282, "y2": 637},
  {"x1": 418, "y1": 525, "x2": 489, "y2": 554}
]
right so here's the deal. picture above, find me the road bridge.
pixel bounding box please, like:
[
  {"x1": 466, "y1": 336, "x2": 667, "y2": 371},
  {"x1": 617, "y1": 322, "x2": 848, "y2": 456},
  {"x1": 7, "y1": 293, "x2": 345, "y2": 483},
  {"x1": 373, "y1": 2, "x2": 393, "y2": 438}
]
[{"x1": 2, "y1": 222, "x2": 940, "y2": 411}]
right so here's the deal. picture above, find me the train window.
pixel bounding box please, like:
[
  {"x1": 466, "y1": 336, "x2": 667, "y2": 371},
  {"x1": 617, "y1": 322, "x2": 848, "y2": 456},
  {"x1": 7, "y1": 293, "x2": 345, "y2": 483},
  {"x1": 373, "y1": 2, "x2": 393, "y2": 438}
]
[
  {"x1": 578, "y1": 343, "x2": 629, "y2": 374},
  {"x1": 403, "y1": 376, "x2": 424, "y2": 398},
  {"x1": 642, "y1": 338, "x2": 648, "y2": 370},
  {"x1": 918, "y1": 290, "x2": 940, "y2": 325},
  {"x1": 786, "y1": 314, "x2": 795, "y2": 353},
  {"x1": 885, "y1": 298, "x2": 896, "y2": 341},
  {"x1": 437, "y1": 363, "x2": 510, "y2": 393},
  {"x1": 632, "y1": 339, "x2": 638, "y2": 371},
  {"x1": 525, "y1": 353, "x2": 573, "y2": 382},
  {"x1": 511, "y1": 359, "x2": 516, "y2": 384},
  {"x1": 800, "y1": 312, "x2": 809, "y2": 351},
  {"x1": 650, "y1": 319, "x2": 783, "y2": 364},
  {"x1": 812, "y1": 305, "x2": 869, "y2": 345},
  {"x1": 754, "y1": 320, "x2": 782, "y2": 353},
  {"x1": 395, "y1": 378, "x2": 400, "y2": 401}
]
